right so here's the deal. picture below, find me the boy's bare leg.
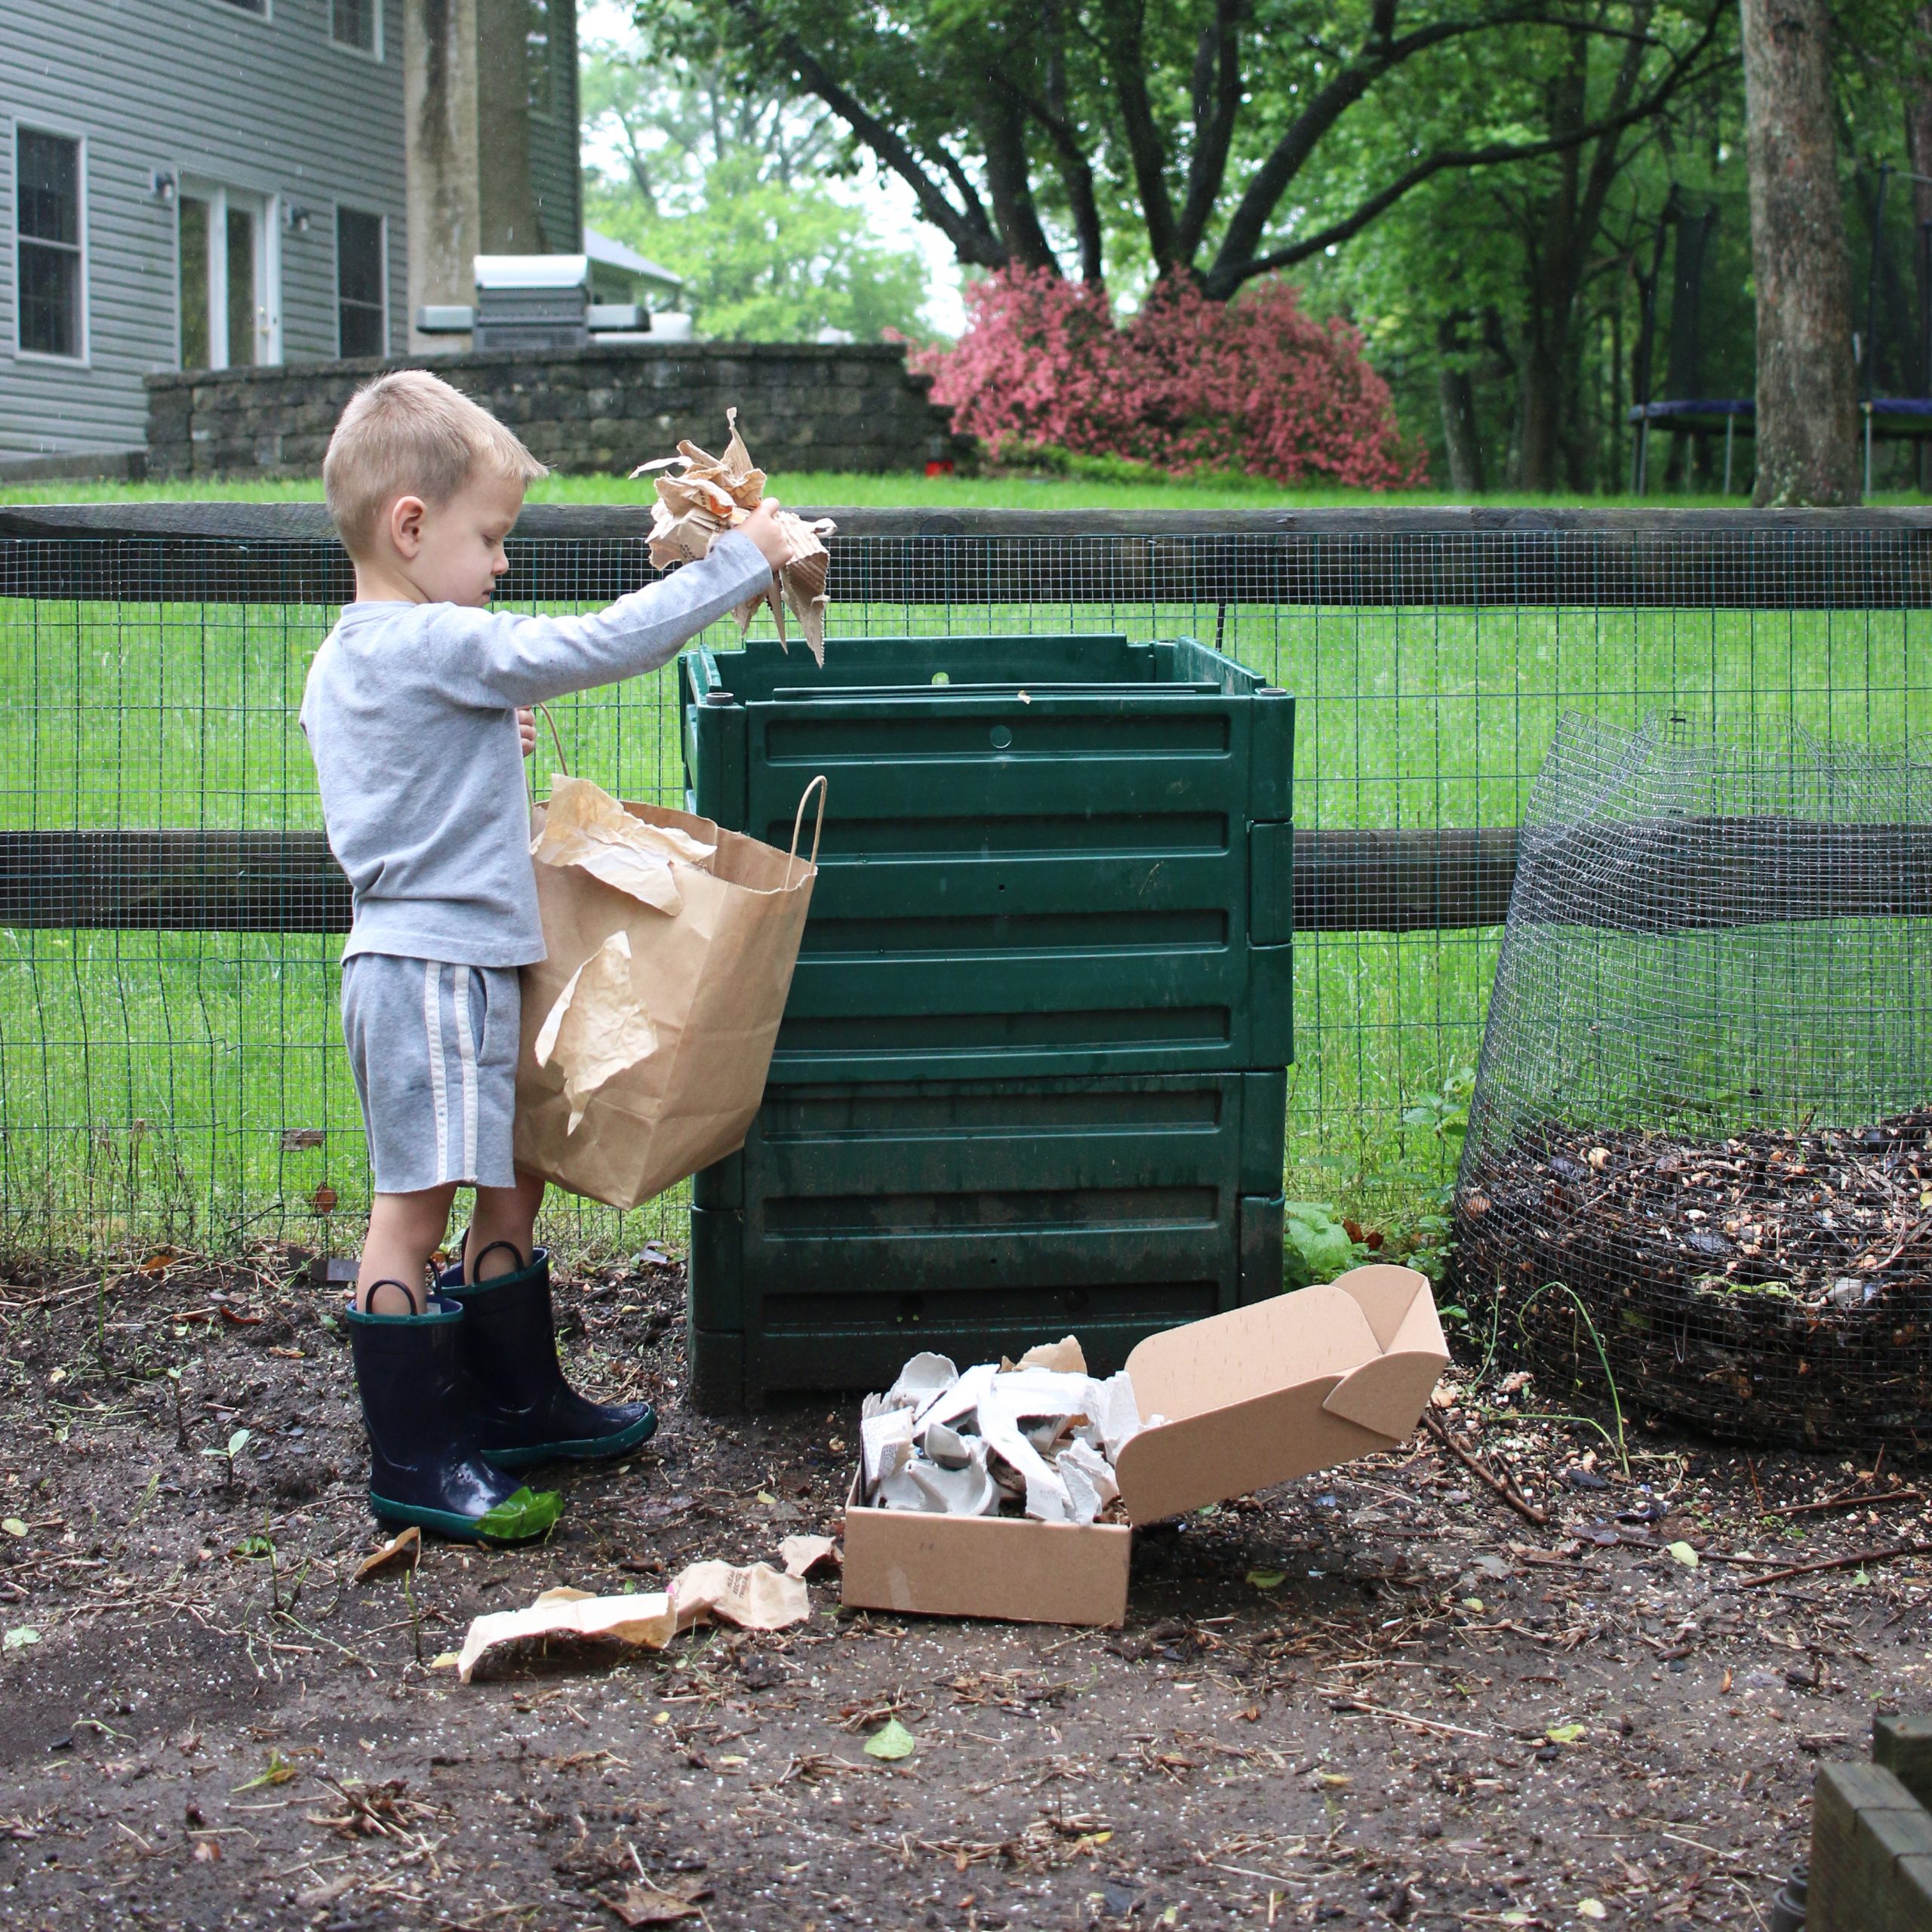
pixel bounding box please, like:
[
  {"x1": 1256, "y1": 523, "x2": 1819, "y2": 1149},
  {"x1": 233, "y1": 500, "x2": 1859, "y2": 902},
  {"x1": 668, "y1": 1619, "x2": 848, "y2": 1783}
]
[
  {"x1": 468, "y1": 1168, "x2": 547, "y2": 1279},
  {"x1": 358, "y1": 1184, "x2": 459, "y2": 1312}
]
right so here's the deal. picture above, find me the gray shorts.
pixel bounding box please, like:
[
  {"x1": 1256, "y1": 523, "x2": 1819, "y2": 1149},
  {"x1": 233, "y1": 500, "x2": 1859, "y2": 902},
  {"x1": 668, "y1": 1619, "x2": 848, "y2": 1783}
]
[{"x1": 341, "y1": 954, "x2": 520, "y2": 1195}]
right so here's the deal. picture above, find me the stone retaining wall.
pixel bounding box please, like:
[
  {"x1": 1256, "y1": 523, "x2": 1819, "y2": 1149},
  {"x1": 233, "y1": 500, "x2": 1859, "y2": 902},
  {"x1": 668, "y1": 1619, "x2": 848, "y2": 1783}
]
[{"x1": 145, "y1": 342, "x2": 967, "y2": 478}]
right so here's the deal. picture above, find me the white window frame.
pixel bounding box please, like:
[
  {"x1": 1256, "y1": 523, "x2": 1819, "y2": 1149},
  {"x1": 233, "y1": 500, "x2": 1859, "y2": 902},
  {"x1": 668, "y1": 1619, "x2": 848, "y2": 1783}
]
[
  {"x1": 329, "y1": 0, "x2": 383, "y2": 61},
  {"x1": 177, "y1": 179, "x2": 282, "y2": 370},
  {"x1": 334, "y1": 205, "x2": 389, "y2": 357},
  {"x1": 13, "y1": 120, "x2": 90, "y2": 367},
  {"x1": 216, "y1": 0, "x2": 272, "y2": 20}
]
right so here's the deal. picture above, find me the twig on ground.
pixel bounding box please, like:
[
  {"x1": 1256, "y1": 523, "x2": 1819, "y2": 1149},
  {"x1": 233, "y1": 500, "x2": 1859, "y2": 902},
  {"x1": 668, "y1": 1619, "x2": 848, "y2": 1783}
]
[
  {"x1": 1766, "y1": 1487, "x2": 1921, "y2": 1518},
  {"x1": 1740, "y1": 1541, "x2": 1932, "y2": 1589},
  {"x1": 1422, "y1": 1412, "x2": 1549, "y2": 1527},
  {"x1": 1328, "y1": 1697, "x2": 1491, "y2": 1740}
]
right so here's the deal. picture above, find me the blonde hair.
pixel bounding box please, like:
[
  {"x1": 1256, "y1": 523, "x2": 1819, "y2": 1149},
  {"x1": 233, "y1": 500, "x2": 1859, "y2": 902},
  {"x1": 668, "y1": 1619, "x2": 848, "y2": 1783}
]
[{"x1": 323, "y1": 369, "x2": 548, "y2": 555}]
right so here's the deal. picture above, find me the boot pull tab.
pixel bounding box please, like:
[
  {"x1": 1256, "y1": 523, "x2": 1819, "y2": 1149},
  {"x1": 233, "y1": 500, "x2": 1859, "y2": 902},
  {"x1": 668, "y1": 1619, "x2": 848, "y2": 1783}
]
[
  {"x1": 471, "y1": 1240, "x2": 530, "y2": 1283},
  {"x1": 361, "y1": 1279, "x2": 426, "y2": 1317}
]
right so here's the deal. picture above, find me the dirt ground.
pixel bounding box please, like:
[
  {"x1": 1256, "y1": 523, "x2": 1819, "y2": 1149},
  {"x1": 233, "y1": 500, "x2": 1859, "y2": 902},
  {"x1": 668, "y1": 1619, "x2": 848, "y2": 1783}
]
[{"x1": 2, "y1": 1251, "x2": 1924, "y2": 1931}]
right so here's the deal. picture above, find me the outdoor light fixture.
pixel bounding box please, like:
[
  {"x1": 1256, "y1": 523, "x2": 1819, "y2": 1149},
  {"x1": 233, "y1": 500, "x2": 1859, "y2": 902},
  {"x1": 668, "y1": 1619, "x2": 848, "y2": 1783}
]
[
  {"x1": 148, "y1": 168, "x2": 177, "y2": 205},
  {"x1": 283, "y1": 203, "x2": 315, "y2": 234}
]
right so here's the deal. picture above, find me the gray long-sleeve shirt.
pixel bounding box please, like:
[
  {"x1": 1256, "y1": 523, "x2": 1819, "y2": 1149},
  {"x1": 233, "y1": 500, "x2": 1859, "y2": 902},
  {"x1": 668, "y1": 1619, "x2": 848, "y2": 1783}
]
[{"x1": 300, "y1": 531, "x2": 771, "y2": 968}]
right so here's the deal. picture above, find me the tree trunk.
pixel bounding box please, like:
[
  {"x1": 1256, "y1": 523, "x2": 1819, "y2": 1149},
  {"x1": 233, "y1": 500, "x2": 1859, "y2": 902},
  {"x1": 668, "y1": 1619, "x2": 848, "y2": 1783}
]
[
  {"x1": 1437, "y1": 318, "x2": 1487, "y2": 494},
  {"x1": 1739, "y1": 0, "x2": 1861, "y2": 505}
]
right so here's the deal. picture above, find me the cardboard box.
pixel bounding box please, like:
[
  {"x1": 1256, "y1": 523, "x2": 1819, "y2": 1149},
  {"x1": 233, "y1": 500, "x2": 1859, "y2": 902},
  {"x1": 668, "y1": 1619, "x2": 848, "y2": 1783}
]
[{"x1": 839, "y1": 1264, "x2": 1447, "y2": 1626}]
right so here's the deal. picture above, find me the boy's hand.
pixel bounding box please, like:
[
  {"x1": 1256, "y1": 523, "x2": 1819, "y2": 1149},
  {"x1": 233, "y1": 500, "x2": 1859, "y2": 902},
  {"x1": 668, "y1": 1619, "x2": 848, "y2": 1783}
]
[
  {"x1": 517, "y1": 707, "x2": 537, "y2": 758},
  {"x1": 738, "y1": 497, "x2": 793, "y2": 572}
]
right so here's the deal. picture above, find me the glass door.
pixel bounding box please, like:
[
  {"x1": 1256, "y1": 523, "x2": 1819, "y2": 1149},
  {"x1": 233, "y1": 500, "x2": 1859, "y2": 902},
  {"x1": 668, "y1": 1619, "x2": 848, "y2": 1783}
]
[{"x1": 177, "y1": 183, "x2": 279, "y2": 368}]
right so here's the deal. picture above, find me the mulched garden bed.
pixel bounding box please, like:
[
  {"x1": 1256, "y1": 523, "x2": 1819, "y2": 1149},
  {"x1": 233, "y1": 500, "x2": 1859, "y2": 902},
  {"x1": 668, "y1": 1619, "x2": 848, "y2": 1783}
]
[{"x1": 1457, "y1": 1109, "x2": 1932, "y2": 1452}]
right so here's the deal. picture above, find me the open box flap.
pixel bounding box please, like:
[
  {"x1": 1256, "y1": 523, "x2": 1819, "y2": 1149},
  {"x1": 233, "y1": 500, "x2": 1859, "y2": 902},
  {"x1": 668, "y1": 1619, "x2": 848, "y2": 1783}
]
[
  {"x1": 1320, "y1": 1266, "x2": 1450, "y2": 1438},
  {"x1": 1120, "y1": 1283, "x2": 1385, "y2": 1422},
  {"x1": 1112, "y1": 1383, "x2": 1402, "y2": 1524},
  {"x1": 1113, "y1": 1266, "x2": 1446, "y2": 1524}
]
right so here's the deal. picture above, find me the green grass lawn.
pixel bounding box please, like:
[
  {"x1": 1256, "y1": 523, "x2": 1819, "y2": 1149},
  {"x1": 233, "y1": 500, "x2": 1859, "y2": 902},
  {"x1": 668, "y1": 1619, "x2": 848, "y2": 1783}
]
[
  {"x1": 11, "y1": 470, "x2": 1932, "y2": 511},
  {"x1": 3, "y1": 472, "x2": 1929, "y2": 1255}
]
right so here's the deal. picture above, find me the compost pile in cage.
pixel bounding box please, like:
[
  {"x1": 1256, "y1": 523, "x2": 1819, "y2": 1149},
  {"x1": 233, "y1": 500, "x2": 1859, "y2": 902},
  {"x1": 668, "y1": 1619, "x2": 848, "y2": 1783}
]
[{"x1": 1455, "y1": 715, "x2": 1932, "y2": 1451}]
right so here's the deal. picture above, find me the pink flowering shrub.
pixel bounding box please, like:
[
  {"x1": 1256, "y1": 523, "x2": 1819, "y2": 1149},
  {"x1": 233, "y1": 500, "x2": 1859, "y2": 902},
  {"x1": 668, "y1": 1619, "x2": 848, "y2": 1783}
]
[{"x1": 914, "y1": 268, "x2": 1426, "y2": 490}]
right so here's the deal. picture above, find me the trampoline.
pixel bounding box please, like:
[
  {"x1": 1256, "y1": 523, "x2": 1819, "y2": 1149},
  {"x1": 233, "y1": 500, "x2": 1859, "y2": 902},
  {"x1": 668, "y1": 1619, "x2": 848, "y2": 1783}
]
[{"x1": 1628, "y1": 162, "x2": 1932, "y2": 495}]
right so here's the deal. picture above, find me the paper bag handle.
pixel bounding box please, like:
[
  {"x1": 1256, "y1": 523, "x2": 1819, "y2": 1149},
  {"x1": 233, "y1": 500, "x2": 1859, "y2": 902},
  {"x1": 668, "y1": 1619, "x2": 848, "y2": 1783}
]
[
  {"x1": 534, "y1": 703, "x2": 570, "y2": 777},
  {"x1": 786, "y1": 775, "x2": 829, "y2": 886}
]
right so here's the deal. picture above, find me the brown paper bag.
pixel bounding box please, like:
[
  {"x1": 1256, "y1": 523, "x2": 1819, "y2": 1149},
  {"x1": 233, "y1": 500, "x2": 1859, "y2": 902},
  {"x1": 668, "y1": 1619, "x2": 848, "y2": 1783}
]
[{"x1": 512, "y1": 774, "x2": 824, "y2": 1209}]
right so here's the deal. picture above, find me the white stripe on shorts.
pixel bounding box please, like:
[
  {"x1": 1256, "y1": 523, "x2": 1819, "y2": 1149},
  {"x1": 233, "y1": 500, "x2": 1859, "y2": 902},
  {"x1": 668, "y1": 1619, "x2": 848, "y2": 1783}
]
[
  {"x1": 451, "y1": 964, "x2": 480, "y2": 1182},
  {"x1": 423, "y1": 961, "x2": 451, "y2": 1183}
]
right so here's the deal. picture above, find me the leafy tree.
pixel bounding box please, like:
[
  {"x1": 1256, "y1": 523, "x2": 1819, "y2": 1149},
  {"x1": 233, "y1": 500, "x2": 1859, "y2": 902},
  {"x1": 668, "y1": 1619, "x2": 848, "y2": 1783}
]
[
  {"x1": 582, "y1": 20, "x2": 932, "y2": 340},
  {"x1": 586, "y1": 158, "x2": 931, "y2": 339},
  {"x1": 666, "y1": 0, "x2": 1727, "y2": 300}
]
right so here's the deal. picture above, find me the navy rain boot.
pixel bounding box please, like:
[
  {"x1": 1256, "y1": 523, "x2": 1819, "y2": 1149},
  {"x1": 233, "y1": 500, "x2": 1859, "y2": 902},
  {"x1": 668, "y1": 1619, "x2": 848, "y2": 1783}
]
[
  {"x1": 344, "y1": 1290, "x2": 541, "y2": 1540},
  {"x1": 443, "y1": 1241, "x2": 657, "y2": 1468}
]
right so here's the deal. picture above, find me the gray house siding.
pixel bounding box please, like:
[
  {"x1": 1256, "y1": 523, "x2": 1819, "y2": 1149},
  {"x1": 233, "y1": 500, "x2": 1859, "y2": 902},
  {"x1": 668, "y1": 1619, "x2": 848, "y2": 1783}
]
[
  {"x1": 527, "y1": 0, "x2": 578, "y2": 254},
  {"x1": 0, "y1": 0, "x2": 406, "y2": 457}
]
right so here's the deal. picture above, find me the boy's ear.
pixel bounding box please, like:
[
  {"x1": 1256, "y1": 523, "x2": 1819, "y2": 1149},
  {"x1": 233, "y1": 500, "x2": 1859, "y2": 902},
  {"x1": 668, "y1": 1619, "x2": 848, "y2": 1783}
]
[{"x1": 389, "y1": 494, "x2": 429, "y2": 558}]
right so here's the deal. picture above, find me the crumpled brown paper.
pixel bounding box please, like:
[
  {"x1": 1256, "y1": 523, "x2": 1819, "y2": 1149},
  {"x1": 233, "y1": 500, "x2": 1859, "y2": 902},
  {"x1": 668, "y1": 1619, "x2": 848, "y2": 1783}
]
[
  {"x1": 531, "y1": 773, "x2": 715, "y2": 916},
  {"x1": 456, "y1": 1557, "x2": 813, "y2": 1682},
  {"x1": 632, "y1": 408, "x2": 837, "y2": 666},
  {"x1": 531, "y1": 930, "x2": 657, "y2": 1134}
]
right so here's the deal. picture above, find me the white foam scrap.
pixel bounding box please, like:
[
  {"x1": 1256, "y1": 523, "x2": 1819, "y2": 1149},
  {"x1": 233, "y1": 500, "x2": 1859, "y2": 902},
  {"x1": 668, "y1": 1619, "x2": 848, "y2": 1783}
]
[
  {"x1": 1060, "y1": 1438, "x2": 1119, "y2": 1513},
  {"x1": 886, "y1": 1352, "x2": 958, "y2": 1408},
  {"x1": 922, "y1": 1421, "x2": 971, "y2": 1469},
  {"x1": 860, "y1": 1349, "x2": 1143, "y2": 1525}
]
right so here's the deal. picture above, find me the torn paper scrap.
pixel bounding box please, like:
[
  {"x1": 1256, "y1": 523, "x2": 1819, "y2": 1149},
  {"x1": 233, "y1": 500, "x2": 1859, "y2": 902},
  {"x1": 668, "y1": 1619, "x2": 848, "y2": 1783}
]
[
  {"x1": 779, "y1": 1535, "x2": 840, "y2": 1578},
  {"x1": 670, "y1": 1559, "x2": 811, "y2": 1633},
  {"x1": 531, "y1": 930, "x2": 658, "y2": 1133},
  {"x1": 860, "y1": 1406, "x2": 916, "y2": 1491},
  {"x1": 457, "y1": 1559, "x2": 813, "y2": 1681},
  {"x1": 457, "y1": 1585, "x2": 676, "y2": 1681},
  {"x1": 1018, "y1": 1336, "x2": 1088, "y2": 1375},
  {"x1": 533, "y1": 774, "x2": 714, "y2": 915}
]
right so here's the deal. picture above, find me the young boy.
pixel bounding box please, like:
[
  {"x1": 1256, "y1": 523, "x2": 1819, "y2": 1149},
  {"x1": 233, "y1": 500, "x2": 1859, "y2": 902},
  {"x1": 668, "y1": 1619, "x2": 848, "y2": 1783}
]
[{"x1": 302, "y1": 370, "x2": 789, "y2": 1540}]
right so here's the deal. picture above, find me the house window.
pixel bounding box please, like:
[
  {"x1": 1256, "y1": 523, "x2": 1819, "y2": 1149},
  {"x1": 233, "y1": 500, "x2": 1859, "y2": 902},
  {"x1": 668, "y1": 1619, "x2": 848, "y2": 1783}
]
[
  {"x1": 219, "y1": 0, "x2": 269, "y2": 13},
  {"x1": 16, "y1": 128, "x2": 85, "y2": 360},
  {"x1": 526, "y1": 0, "x2": 552, "y2": 115},
  {"x1": 331, "y1": 0, "x2": 378, "y2": 54},
  {"x1": 337, "y1": 208, "x2": 386, "y2": 357}
]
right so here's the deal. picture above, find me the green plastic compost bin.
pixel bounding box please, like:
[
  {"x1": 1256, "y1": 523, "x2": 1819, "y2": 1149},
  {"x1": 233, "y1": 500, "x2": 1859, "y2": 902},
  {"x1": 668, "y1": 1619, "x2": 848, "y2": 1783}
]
[{"x1": 678, "y1": 632, "x2": 1295, "y2": 1407}]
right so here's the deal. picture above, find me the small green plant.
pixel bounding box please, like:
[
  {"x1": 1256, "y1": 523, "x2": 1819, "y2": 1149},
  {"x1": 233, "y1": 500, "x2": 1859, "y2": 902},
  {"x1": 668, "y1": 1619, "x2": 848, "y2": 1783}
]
[
  {"x1": 234, "y1": 1527, "x2": 281, "y2": 1611},
  {"x1": 201, "y1": 1426, "x2": 251, "y2": 1491},
  {"x1": 1283, "y1": 1201, "x2": 1367, "y2": 1289},
  {"x1": 1514, "y1": 1281, "x2": 1629, "y2": 1475},
  {"x1": 1402, "y1": 1066, "x2": 1475, "y2": 1145}
]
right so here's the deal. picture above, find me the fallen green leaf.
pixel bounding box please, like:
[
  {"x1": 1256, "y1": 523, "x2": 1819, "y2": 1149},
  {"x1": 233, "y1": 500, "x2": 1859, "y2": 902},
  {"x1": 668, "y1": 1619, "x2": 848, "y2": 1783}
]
[
  {"x1": 2, "y1": 1518, "x2": 25, "y2": 1538},
  {"x1": 1667, "y1": 1540, "x2": 1699, "y2": 1568},
  {"x1": 1578, "y1": 1902, "x2": 1607, "y2": 1922},
  {"x1": 1546, "y1": 1721, "x2": 1586, "y2": 1744},
  {"x1": 472, "y1": 1487, "x2": 563, "y2": 1542},
  {"x1": 5, "y1": 1626, "x2": 39, "y2": 1651},
  {"x1": 864, "y1": 1718, "x2": 916, "y2": 1761},
  {"x1": 1245, "y1": 1569, "x2": 1287, "y2": 1591}
]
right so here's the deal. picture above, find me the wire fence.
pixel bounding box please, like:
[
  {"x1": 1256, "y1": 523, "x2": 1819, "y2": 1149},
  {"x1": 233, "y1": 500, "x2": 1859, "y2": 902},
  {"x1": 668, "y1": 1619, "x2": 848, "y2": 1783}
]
[{"x1": 0, "y1": 503, "x2": 1927, "y2": 1260}]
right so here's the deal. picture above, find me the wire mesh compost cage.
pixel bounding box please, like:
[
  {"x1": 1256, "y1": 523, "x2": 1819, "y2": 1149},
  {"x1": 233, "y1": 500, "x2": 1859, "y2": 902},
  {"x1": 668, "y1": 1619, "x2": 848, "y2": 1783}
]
[
  {"x1": 0, "y1": 501, "x2": 1928, "y2": 1266},
  {"x1": 1455, "y1": 713, "x2": 1932, "y2": 1451}
]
